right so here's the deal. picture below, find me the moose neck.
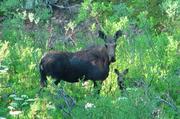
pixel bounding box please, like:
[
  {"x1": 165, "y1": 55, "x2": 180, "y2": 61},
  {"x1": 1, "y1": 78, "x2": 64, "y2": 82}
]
[{"x1": 97, "y1": 46, "x2": 112, "y2": 66}]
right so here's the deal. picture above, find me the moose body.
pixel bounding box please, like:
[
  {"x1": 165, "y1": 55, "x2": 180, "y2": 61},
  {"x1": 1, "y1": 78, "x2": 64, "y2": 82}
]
[{"x1": 39, "y1": 30, "x2": 122, "y2": 88}]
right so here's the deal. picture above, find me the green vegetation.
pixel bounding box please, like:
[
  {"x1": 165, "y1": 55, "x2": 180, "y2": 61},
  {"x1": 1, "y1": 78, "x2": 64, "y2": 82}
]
[{"x1": 0, "y1": 0, "x2": 179, "y2": 118}]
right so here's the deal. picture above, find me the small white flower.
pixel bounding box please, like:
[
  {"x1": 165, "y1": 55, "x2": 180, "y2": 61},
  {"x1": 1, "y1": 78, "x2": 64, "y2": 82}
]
[
  {"x1": 14, "y1": 97, "x2": 24, "y2": 101},
  {"x1": 21, "y1": 95, "x2": 28, "y2": 99},
  {"x1": 28, "y1": 13, "x2": 34, "y2": 22},
  {"x1": 9, "y1": 110, "x2": 22, "y2": 116},
  {"x1": 22, "y1": 102, "x2": 29, "y2": 106},
  {"x1": 126, "y1": 88, "x2": 138, "y2": 91},
  {"x1": 85, "y1": 102, "x2": 96, "y2": 109},
  {"x1": 34, "y1": 18, "x2": 40, "y2": 24},
  {"x1": 117, "y1": 97, "x2": 128, "y2": 101},
  {"x1": 8, "y1": 106, "x2": 15, "y2": 110},
  {"x1": 9, "y1": 94, "x2": 17, "y2": 98},
  {"x1": 26, "y1": 98, "x2": 36, "y2": 102}
]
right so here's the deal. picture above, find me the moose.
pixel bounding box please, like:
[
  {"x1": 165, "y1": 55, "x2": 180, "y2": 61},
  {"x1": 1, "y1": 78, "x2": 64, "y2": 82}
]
[
  {"x1": 39, "y1": 30, "x2": 122, "y2": 91},
  {"x1": 114, "y1": 68, "x2": 129, "y2": 91},
  {"x1": 114, "y1": 68, "x2": 147, "y2": 93}
]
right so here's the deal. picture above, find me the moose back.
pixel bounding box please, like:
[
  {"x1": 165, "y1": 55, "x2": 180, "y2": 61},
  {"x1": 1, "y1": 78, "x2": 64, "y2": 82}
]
[{"x1": 39, "y1": 30, "x2": 122, "y2": 87}]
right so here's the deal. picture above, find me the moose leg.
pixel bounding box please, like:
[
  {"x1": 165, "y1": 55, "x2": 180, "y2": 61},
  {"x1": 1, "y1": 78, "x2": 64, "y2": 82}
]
[
  {"x1": 93, "y1": 81, "x2": 103, "y2": 94},
  {"x1": 38, "y1": 68, "x2": 48, "y2": 95},
  {"x1": 54, "y1": 79, "x2": 61, "y2": 85},
  {"x1": 93, "y1": 81, "x2": 98, "y2": 87},
  {"x1": 39, "y1": 68, "x2": 47, "y2": 88}
]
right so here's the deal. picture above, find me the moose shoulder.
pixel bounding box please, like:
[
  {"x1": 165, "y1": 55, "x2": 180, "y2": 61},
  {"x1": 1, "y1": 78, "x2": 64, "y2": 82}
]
[{"x1": 39, "y1": 30, "x2": 122, "y2": 88}]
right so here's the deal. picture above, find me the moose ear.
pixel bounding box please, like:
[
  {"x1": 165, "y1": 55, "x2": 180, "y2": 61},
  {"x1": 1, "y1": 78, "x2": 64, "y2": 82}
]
[
  {"x1": 122, "y1": 68, "x2": 129, "y2": 75},
  {"x1": 114, "y1": 69, "x2": 120, "y2": 75},
  {"x1": 98, "y1": 30, "x2": 107, "y2": 40},
  {"x1": 105, "y1": 44, "x2": 108, "y2": 48},
  {"x1": 114, "y1": 30, "x2": 122, "y2": 40}
]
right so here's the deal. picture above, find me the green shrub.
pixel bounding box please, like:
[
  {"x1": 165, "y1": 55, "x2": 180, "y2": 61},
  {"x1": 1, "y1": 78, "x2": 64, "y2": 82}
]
[{"x1": 0, "y1": 0, "x2": 179, "y2": 118}]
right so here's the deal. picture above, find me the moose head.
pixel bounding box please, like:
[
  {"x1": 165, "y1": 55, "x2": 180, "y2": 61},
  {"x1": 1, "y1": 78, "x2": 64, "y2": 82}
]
[
  {"x1": 98, "y1": 30, "x2": 122, "y2": 63},
  {"x1": 114, "y1": 68, "x2": 129, "y2": 91}
]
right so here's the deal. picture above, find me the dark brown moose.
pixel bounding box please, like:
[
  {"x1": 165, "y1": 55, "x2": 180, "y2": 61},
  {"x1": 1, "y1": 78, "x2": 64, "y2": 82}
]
[
  {"x1": 114, "y1": 68, "x2": 129, "y2": 91},
  {"x1": 39, "y1": 30, "x2": 122, "y2": 91}
]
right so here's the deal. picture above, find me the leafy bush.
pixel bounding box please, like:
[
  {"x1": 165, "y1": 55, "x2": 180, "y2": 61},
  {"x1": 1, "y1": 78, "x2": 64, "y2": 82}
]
[{"x1": 0, "y1": 0, "x2": 179, "y2": 118}]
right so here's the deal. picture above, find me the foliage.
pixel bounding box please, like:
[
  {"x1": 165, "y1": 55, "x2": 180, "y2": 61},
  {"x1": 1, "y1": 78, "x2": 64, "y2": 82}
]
[
  {"x1": 0, "y1": 0, "x2": 21, "y2": 16},
  {"x1": 0, "y1": 0, "x2": 179, "y2": 118}
]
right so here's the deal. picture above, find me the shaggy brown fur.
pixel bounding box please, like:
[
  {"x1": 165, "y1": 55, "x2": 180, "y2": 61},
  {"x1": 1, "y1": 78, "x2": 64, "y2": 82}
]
[{"x1": 39, "y1": 30, "x2": 122, "y2": 90}]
